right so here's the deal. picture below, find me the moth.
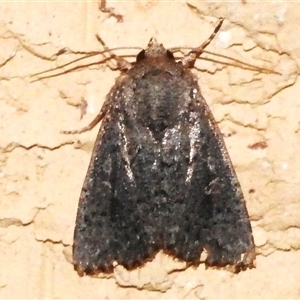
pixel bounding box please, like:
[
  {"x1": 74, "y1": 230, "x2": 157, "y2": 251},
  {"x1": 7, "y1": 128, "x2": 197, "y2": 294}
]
[{"x1": 70, "y1": 19, "x2": 255, "y2": 276}]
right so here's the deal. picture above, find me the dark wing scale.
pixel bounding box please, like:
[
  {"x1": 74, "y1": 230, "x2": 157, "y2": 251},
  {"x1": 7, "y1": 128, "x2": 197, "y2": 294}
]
[
  {"x1": 73, "y1": 104, "x2": 157, "y2": 275},
  {"x1": 161, "y1": 91, "x2": 255, "y2": 268},
  {"x1": 194, "y1": 96, "x2": 255, "y2": 268}
]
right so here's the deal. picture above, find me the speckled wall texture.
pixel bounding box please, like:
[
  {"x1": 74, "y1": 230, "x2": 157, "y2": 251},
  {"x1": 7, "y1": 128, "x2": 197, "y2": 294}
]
[{"x1": 0, "y1": 1, "x2": 299, "y2": 299}]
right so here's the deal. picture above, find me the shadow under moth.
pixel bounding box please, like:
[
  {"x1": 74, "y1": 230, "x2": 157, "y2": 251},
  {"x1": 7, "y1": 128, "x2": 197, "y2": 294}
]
[{"x1": 67, "y1": 19, "x2": 256, "y2": 276}]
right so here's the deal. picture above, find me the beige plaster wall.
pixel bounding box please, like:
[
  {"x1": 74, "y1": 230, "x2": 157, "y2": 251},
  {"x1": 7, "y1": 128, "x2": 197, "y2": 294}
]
[{"x1": 0, "y1": 1, "x2": 299, "y2": 299}]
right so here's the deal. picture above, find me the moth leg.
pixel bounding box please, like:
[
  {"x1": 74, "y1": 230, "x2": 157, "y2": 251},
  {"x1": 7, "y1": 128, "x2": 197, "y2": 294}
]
[
  {"x1": 96, "y1": 35, "x2": 132, "y2": 71},
  {"x1": 182, "y1": 18, "x2": 224, "y2": 67},
  {"x1": 61, "y1": 39, "x2": 133, "y2": 134},
  {"x1": 60, "y1": 102, "x2": 108, "y2": 134}
]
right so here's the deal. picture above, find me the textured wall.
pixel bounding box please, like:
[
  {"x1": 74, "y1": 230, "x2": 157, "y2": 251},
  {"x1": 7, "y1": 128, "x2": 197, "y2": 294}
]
[{"x1": 0, "y1": 1, "x2": 299, "y2": 299}]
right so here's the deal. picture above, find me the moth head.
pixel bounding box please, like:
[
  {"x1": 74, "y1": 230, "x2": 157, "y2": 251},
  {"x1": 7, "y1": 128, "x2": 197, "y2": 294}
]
[{"x1": 136, "y1": 37, "x2": 174, "y2": 62}]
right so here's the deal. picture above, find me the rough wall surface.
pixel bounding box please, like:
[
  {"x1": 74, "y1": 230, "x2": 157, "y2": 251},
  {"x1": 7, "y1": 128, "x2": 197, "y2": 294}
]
[{"x1": 0, "y1": 1, "x2": 300, "y2": 299}]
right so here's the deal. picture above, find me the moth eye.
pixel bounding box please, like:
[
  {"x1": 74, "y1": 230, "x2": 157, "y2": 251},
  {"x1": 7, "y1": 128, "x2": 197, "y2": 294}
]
[
  {"x1": 166, "y1": 50, "x2": 174, "y2": 60},
  {"x1": 136, "y1": 50, "x2": 146, "y2": 62}
]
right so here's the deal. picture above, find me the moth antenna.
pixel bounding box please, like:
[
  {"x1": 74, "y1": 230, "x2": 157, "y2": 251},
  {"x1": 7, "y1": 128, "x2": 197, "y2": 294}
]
[
  {"x1": 194, "y1": 55, "x2": 281, "y2": 75},
  {"x1": 30, "y1": 46, "x2": 141, "y2": 81}
]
